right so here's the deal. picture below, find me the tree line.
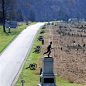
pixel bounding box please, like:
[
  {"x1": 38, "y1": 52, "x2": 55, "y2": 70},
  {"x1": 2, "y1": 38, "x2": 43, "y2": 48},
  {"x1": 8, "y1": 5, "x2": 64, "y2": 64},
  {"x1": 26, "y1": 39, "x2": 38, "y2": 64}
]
[{"x1": 0, "y1": 0, "x2": 86, "y2": 32}]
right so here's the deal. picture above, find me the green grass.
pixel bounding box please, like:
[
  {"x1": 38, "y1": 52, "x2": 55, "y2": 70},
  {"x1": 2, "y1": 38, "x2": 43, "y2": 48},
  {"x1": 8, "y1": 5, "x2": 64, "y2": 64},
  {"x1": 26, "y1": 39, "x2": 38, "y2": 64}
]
[
  {"x1": 0, "y1": 22, "x2": 36, "y2": 53},
  {"x1": 15, "y1": 26, "x2": 86, "y2": 86}
]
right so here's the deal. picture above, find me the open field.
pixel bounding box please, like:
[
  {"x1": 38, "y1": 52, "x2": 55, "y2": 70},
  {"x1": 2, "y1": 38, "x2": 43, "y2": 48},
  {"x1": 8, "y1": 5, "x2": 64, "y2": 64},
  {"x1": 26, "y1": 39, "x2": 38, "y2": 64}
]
[
  {"x1": 40, "y1": 22, "x2": 86, "y2": 85},
  {"x1": 15, "y1": 24, "x2": 86, "y2": 86}
]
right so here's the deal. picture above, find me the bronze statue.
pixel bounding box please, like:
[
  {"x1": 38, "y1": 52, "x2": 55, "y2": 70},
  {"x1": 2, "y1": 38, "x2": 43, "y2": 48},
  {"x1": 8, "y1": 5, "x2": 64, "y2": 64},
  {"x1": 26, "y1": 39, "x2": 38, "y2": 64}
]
[{"x1": 43, "y1": 41, "x2": 53, "y2": 57}]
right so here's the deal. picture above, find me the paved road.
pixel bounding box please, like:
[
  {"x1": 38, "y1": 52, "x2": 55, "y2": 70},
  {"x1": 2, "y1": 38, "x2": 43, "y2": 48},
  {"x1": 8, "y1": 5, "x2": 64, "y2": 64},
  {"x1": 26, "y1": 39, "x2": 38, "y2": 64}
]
[{"x1": 0, "y1": 22, "x2": 44, "y2": 86}]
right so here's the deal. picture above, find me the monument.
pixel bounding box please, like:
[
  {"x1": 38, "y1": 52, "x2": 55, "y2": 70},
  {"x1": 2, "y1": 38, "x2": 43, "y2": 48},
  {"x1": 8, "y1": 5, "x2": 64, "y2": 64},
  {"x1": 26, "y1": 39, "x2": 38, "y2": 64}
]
[
  {"x1": 43, "y1": 42, "x2": 53, "y2": 57},
  {"x1": 38, "y1": 42, "x2": 56, "y2": 86}
]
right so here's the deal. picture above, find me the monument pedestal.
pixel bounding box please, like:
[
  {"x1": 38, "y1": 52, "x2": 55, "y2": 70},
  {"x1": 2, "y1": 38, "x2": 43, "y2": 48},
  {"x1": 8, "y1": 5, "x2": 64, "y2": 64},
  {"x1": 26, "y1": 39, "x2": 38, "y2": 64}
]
[{"x1": 38, "y1": 57, "x2": 56, "y2": 86}]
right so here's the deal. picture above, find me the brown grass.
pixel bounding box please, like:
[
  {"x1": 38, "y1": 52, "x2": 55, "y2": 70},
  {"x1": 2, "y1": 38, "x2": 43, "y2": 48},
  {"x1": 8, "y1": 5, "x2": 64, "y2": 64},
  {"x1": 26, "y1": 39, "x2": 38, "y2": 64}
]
[{"x1": 39, "y1": 23, "x2": 86, "y2": 85}]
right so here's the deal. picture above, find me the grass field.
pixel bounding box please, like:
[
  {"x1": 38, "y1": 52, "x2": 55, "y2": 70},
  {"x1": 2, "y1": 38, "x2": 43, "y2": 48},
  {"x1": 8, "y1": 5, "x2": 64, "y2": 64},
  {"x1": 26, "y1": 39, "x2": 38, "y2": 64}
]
[
  {"x1": 0, "y1": 22, "x2": 36, "y2": 53},
  {"x1": 14, "y1": 25, "x2": 86, "y2": 86}
]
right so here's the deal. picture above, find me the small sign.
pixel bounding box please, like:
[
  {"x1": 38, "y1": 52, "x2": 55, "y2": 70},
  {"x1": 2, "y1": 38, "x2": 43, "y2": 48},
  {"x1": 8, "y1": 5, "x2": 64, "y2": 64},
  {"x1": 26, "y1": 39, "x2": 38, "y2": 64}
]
[{"x1": 5, "y1": 21, "x2": 17, "y2": 28}]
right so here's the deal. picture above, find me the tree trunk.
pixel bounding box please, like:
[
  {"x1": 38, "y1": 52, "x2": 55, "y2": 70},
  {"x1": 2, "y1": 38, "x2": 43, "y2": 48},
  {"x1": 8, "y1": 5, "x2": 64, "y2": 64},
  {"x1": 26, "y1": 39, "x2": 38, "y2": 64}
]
[
  {"x1": 2, "y1": 14, "x2": 6, "y2": 32},
  {"x1": 2, "y1": 0, "x2": 6, "y2": 32}
]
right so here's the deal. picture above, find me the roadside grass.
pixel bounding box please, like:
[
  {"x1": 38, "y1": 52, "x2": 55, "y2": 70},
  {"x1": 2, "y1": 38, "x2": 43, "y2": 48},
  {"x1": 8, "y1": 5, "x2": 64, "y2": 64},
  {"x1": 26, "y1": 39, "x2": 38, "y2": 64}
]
[
  {"x1": 0, "y1": 22, "x2": 36, "y2": 53},
  {"x1": 15, "y1": 25, "x2": 86, "y2": 86}
]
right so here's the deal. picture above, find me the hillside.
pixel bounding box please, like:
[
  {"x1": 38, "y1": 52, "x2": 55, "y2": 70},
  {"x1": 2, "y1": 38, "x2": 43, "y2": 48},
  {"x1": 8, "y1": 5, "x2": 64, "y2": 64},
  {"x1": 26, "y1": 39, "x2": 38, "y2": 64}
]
[{"x1": 17, "y1": 0, "x2": 86, "y2": 21}]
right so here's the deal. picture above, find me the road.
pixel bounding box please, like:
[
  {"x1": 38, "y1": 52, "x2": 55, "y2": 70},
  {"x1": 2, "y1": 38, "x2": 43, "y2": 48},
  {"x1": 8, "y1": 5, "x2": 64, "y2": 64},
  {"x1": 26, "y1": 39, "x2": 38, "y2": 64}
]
[{"x1": 0, "y1": 22, "x2": 45, "y2": 86}]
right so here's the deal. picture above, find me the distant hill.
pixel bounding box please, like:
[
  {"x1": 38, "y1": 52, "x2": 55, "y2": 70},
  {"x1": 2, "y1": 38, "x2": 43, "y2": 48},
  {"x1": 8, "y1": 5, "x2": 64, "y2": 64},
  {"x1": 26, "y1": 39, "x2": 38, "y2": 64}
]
[{"x1": 17, "y1": 0, "x2": 86, "y2": 21}]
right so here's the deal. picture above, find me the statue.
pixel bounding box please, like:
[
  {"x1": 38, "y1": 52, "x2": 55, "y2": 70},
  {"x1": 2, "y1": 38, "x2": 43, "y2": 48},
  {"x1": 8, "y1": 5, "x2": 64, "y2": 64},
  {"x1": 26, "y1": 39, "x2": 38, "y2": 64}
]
[{"x1": 43, "y1": 41, "x2": 53, "y2": 57}]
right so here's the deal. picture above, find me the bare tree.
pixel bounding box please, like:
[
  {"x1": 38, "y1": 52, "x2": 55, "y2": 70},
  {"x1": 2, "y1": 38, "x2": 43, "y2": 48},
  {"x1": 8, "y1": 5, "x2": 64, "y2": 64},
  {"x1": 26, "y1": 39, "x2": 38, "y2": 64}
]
[{"x1": 0, "y1": 0, "x2": 16, "y2": 32}]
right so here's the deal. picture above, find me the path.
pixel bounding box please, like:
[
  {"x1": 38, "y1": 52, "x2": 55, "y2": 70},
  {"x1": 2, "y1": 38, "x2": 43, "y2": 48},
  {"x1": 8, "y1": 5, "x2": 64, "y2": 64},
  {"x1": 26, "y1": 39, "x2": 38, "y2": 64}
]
[{"x1": 0, "y1": 22, "x2": 44, "y2": 86}]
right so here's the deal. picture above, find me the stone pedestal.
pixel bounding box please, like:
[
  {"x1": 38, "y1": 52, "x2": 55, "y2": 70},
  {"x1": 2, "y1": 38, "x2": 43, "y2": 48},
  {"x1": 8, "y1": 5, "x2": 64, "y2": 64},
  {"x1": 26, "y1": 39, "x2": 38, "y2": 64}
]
[{"x1": 38, "y1": 56, "x2": 56, "y2": 86}]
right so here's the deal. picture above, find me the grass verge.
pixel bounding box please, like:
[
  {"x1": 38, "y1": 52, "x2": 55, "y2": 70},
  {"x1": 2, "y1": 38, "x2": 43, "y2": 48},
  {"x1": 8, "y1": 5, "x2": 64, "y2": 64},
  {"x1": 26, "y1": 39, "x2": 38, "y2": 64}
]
[{"x1": 15, "y1": 25, "x2": 86, "y2": 86}]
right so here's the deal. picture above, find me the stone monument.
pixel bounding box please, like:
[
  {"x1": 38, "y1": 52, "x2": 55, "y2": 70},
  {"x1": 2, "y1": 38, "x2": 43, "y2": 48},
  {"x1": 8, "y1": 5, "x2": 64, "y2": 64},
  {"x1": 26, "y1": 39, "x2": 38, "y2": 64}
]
[{"x1": 38, "y1": 56, "x2": 56, "y2": 86}]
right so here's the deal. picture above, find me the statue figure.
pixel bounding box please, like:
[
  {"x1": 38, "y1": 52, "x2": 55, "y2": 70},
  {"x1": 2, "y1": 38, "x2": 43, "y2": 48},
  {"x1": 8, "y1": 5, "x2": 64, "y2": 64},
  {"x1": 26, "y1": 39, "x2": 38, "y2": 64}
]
[{"x1": 43, "y1": 41, "x2": 53, "y2": 57}]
